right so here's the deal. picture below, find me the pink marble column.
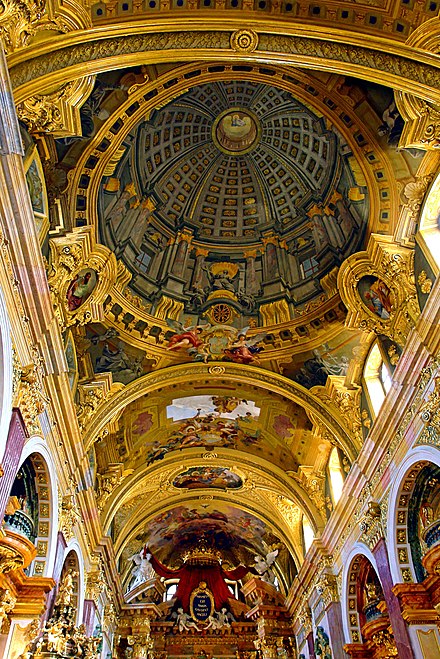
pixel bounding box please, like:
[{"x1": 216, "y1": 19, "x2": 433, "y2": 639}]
[
  {"x1": 0, "y1": 409, "x2": 28, "y2": 523},
  {"x1": 306, "y1": 631, "x2": 316, "y2": 658},
  {"x1": 372, "y1": 538, "x2": 414, "y2": 658},
  {"x1": 44, "y1": 531, "x2": 67, "y2": 621},
  {"x1": 83, "y1": 599, "x2": 98, "y2": 635},
  {"x1": 326, "y1": 601, "x2": 349, "y2": 657}
]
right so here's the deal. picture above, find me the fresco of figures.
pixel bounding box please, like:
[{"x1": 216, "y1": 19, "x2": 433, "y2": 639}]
[
  {"x1": 124, "y1": 390, "x2": 311, "y2": 472},
  {"x1": 358, "y1": 275, "x2": 393, "y2": 320},
  {"x1": 172, "y1": 466, "x2": 243, "y2": 490},
  {"x1": 66, "y1": 268, "x2": 97, "y2": 311},
  {"x1": 146, "y1": 413, "x2": 262, "y2": 466},
  {"x1": 140, "y1": 502, "x2": 282, "y2": 565},
  {"x1": 166, "y1": 320, "x2": 267, "y2": 364}
]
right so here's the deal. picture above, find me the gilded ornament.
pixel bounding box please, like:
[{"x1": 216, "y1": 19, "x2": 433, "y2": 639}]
[
  {"x1": 96, "y1": 471, "x2": 124, "y2": 512},
  {"x1": 17, "y1": 362, "x2": 47, "y2": 435},
  {"x1": 230, "y1": 29, "x2": 259, "y2": 53},
  {"x1": 387, "y1": 345, "x2": 400, "y2": 366},
  {"x1": 76, "y1": 388, "x2": 105, "y2": 433},
  {"x1": 0, "y1": 588, "x2": 16, "y2": 624},
  {"x1": 316, "y1": 573, "x2": 339, "y2": 608},
  {"x1": 16, "y1": 83, "x2": 76, "y2": 134},
  {"x1": 358, "y1": 501, "x2": 384, "y2": 550},
  {"x1": 0, "y1": 0, "x2": 45, "y2": 53},
  {"x1": 370, "y1": 629, "x2": 398, "y2": 657},
  {"x1": 402, "y1": 176, "x2": 433, "y2": 220},
  {"x1": 361, "y1": 409, "x2": 371, "y2": 429},
  {"x1": 208, "y1": 365, "x2": 225, "y2": 375},
  {"x1": 127, "y1": 632, "x2": 154, "y2": 658},
  {"x1": 418, "y1": 270, "x2": 433, "y2": 294},
  {"x1": 58, "y1": 493, "x2": 80, "y2": 542},
  {"x1": 419, "y1": 375, "x2": 440, "y2": 432},
  {"x1": 85, "y1": 568, "x2": 107, "y2": 603},
  {"x1": 0, "y1": 545, "x2": 25, "y2": 573}
]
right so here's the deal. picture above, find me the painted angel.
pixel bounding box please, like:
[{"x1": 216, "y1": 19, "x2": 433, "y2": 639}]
[
  {"x1": 253, "y1": 549, "x2": 279, "y2": 585},
  {"x1": 166, "y1": 320, "x2": 210, "y2": 361},
  {"x1": 223, "y1": 327, "x2": 266, "y2": 365}
]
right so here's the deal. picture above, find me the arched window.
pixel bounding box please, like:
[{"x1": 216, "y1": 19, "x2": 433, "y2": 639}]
[
  {"x1": 419, "y1": 171, "x2": 440, "y2": 271},
  {"x1": 363, "y1": 342, "x2": 392, "y2": 417},
  {"x1": 328, "y1": 447, "x2": 344, "y2": 505},
  {"x1": 302, "y1": 515, "x2": 314, "y2": 553},
  {"x1": 163, "y1": 579, "x2": 179, "y2": 601}
]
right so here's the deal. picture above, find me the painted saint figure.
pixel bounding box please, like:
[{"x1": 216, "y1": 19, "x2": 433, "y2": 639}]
[
  {"x1": 66, "y1": 269, "x2": 96, "y2": 311},
  {"x1": 359, "y1": 276, "x2": 393, "y2": 320}
]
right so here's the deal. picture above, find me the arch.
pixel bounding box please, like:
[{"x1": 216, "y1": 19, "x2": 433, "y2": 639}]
[
  {"x1": 341, "y1": 543, "x2": 380, "y2": 644},
  {"x1": 0, "y1": 285, "x2": 13, "y2": 463},
  {"x1": 387, "y1": 446, "x2": 440, "y2": 585},
  {"x1": 84, "y1": 363, "x2": 359, "y2": 460},
  {"x1": 9, "y1": 22, "x2": 440, "y2": 105},
  {"x1": 113, "y1": 491, "x2": 303, "y2": 575},
  {"x1": 60, "y1": 541, "x2": 86, "y2": 625},
  {"x1": 101, "y1": 449, "x2": 325, "y2": 540},
  {"x1": 16, "y1": 438, "x2": 59, "y2": 577}
]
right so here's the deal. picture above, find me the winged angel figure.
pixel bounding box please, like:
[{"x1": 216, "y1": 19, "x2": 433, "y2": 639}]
[
  {"x1": 166, "y1": 319, "x2": 211, "y2": 362},
  {"x1": 253, "y1": 548, "x2": 279, "y2": 585},
  {"x1": 223, "y1": 327, "x2": 267, "y2": 365},
  {"x1": 127, "y1": 547, "x2": 155, "y2": 591}
]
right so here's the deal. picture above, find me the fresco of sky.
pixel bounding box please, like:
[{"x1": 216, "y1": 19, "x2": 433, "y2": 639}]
[{"x1": 166, "y1": 395, "x2": 260, "y2": 422}]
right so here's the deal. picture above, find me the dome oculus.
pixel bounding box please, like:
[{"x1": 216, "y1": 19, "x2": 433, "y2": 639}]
[{"x1": 212, "y1": 108, "x2": 260, "y2": 155}]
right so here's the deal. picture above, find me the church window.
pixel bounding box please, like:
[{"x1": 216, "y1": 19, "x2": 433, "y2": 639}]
[
  {"x1": 328, "y1": 447, "x2": 344, "y2": 505},
  {"x1": 302, "y1": 515, "x2": 314, "y2": 553},
  {"x1": 363, "y1": 342, "x2": 392, "y2": 416},
  {"x1": 135, "y1": 250, "x2": 152, "y2": 273},
  {"x1": 300, "y1": 256, "x2": 319, "y2": 279}
]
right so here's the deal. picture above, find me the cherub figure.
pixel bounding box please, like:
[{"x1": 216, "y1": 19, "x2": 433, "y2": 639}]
[{"x1": 176, "y1": 608, "x2": 201, "y2": 632}]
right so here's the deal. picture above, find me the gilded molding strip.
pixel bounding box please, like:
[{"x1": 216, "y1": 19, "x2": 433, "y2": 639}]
[{"x1": 10, "y1": 31, "x2": 440, "y2": 104}]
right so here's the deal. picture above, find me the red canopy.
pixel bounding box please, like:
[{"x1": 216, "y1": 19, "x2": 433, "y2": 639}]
[{"x1": 149, "y1": 551, "x2": 248, "y2": 611}]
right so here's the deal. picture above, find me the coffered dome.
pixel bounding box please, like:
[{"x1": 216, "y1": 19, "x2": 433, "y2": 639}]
[{"x1": 130, "y1": 80, "x2": 363, "y2": 244}]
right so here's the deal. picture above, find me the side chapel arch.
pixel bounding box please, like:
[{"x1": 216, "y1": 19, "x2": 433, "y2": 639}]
[
  {"x1": 11, "y1": 438, "x2": 59, "y2": 577},
  {"x1": 58, "y1": 543, "x2": 86, "y2": 626},
  {"x1": 0, "y1": 285, "x2": 13, "y2": 462},
  {"x1": 387, "y1": 446, "x2": 440, "y2": 585}
]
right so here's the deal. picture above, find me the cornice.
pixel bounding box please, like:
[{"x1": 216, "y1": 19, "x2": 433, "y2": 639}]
[{"x1": 8, "y1": 25, "x2": 440, "y2": 105}]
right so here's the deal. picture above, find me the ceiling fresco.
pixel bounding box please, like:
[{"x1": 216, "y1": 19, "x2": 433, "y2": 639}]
[
  {"x1": 106, "y1": 385, "x2": 313, "y2": 473},
  {"x1": 97, "y1": 79, "x2": 369, "y2": 315},
  {"x1": 171, "y1": 466, "x2": 243, "y2": 490},
  {"x1": 40, "y1": 60, "x2": 428, "y2": 601},
  {"x1": 121, "y1": 502, "x2": 285, "y2": 568}
]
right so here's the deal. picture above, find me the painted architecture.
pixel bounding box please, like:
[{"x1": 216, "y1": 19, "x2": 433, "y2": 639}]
[{"x1": 0, "y1": 3, "x2": 439, "y2": 658}]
